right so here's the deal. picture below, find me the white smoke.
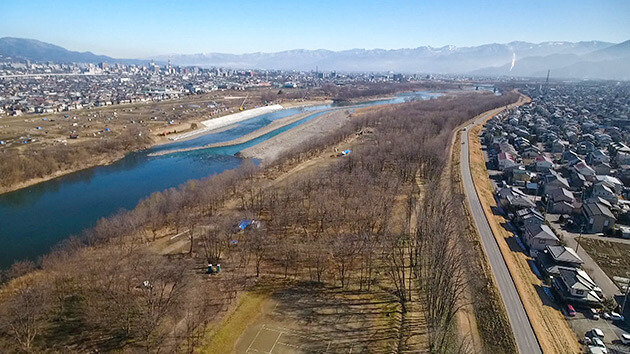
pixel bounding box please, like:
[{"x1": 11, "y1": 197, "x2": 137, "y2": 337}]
[{"x1": 509, "y1": 52, "x2": 516, "y2": 72}]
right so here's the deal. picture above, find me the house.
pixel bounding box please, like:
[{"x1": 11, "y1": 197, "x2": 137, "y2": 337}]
[
  {"x1": 573, "y1": 161, "x2": 596, "y2": 181},
  {"x1": 543, "y1": 171, "x2": 570, "y2": 194},
  {"x1": 553, "y1": 266, "x2": 603, "y2": 305},
  {"x1": 515, "y1": 208, "x2": 545, "y2": 226},
  {"x1": 548, "y1": 188, "x2": 578, "y2": 214},
  {"x1": 536, "y1": 245, "x2": 584, "y2": 277},
  {"x1": 595, "y1": 175, "x2": 624, "y2": 194},
  {"x1": 522, "y1": 222, "x2": 560, "y2": 252},
  {"x1": 588, "y1": 149, "x2": 611, "y2": 165},
  {"x1": 561, "y1": 150, "x2": 580, "y2": 164},
  {"x1": 497, "y1": 152, "x2": 518, "y2": 171},
  {"x1": 551, "y1": 139, "x2": 569, "y2": 153},
  {"x1": 522, "y1": 146, "x2": 541, "y2": 159},
  {"x1": 506, "y1": 165, "x2": 533, "y2": 186},
  {"x1": 617, "y1": 151, "x2": 630, "y2": 165},
  {"x1": 582, "y1": 202, "x2": 616, "y2": 233},
  {"x1": 535, "y1": 155, "x2": 554, "y2": 172},
  {"x1": 497, "y1": 187, "x2": 536, "y2": 210},
  {"x1": 592, "y1": 162, "x2": 611, "y2": 175},
  {"x1": 592, "y1": 183, "x2": 618, "y2": 205},
  {"x1": 548, "y1": 188, "x2": 575, "y2": 204}
]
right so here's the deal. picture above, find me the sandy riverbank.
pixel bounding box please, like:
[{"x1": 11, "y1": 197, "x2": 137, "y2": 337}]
[
  {"x1": 148, "y1": 110, "x2": 322, "y2": 157},
  {"x1": 239, "y1": 109, "x2": 352, "y2": 163}
]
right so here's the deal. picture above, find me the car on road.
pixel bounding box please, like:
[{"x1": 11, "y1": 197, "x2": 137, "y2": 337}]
[
  {"x1": 567, "y1": 304, "x2": 577, "y2": 316},
  {"x1": 589, "y1": 308, "x2": 600, "y2": 320},
  {"x1": 621, "y1": 333, "x2": 630, "y2": 345}
]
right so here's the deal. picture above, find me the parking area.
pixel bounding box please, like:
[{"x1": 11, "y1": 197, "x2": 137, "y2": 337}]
[{"x1": 566, "y1": 309, "x2": 630, "y2": 353}]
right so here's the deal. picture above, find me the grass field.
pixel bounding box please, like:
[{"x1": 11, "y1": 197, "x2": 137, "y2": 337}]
[
  {"x1": 580, "y1": 238, "x2": 630, "y2": 281},
  {"x1": 200, "y1": 288, "x2": 273, "y2": 353},
  {"x1": 232, "y1": 284, "x2": 400, "y2": 354},
  {"x1": 468, "y1": 113, "x2": 582, "y2": 354}
]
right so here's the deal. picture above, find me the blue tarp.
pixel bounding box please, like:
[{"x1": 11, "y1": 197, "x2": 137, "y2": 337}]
[{"x1": 238, "y1": 220, "x2": 253, "y2": 230}]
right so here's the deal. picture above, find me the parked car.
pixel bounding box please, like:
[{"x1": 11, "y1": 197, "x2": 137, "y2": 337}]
[
  {"x1": 590, "y1": 337, "x2": 608, "y2": 353},
  {"x1": 588, "y1": 328, "x2": 605, "y2": 339},
  {"x1": 587, "y1": 345, "x2": 607, "y2": 354},
  {"x1": 567, "y1": 304, "x2": 577, "y2": 316},
  {"x1": 603, "y1": 312, "x2": 611, "y2": 320},
  {"x1": 610, "y1": 312, "x2": 625, "y2": 321},
  {"x1": 589, "y1": 308, "x2": 601, "y2": 320},
  {"x1": 621, "y1": 333, "x2": 630, "y2": 345}
]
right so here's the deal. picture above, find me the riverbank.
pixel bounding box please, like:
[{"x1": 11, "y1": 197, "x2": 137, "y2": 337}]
[
  {"x1": 0, "y1": 149, "x2": 138, "y2": 195},
  {"x1": 0, "y1": 101, "x2": 331, "y2": 196},
  {"x1": 148, "y1": 110, "x2": 323, "y2": 157},
  {"x1": 239, "y1": 109, "x2": 352, "y2": 163}
]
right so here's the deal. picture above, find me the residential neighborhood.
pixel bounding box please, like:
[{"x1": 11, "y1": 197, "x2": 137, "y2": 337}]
[{"x1": 483, "y1": 81, "x2": 630, "y2": 352}]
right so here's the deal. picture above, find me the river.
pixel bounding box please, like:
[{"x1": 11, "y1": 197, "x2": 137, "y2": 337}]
[{"x1": 0, "y1": 91, "x2": 442, "y2": 268}]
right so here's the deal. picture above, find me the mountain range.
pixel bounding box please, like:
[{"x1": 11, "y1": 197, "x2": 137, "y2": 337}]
[{"x1": 1, "y1": 37, "x2": 629, "y2": 80}]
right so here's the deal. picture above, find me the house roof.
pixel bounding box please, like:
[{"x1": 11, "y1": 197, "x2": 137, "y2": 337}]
[
  {"x1": 549, "y1": 187, "x2": 575, "y2": 202},
  {"x1": 546, "y1": 245, "x2": 584, "y2": 265},
  {"x1": 558, "y1": 266, "x2": 598, "y2": 292},
  {"x1": 595, "y1": 175, "x2": 622, "y2": 187},
  {"x1": 498, "y1": 152, "x2": 514, "y2": 161},
  {"x1": 524, "y1": 223, "x2": 559, "y2": 241},
  {"x1": 583, "y1": 202, "x2": 616, "y2": 220}
]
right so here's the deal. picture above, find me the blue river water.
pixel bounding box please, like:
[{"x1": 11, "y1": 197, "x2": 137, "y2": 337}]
[{"x1": 0, "y1": 91, "x2": 441, "y2": 268}]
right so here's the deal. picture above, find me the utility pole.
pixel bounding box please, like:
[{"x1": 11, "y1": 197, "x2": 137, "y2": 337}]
[
  {"x1": 575, "y1": 224, "x2": 584, "y2": 253},
  {"x1": 622, "y1": 272, "x2": 630, "y2": 314}
]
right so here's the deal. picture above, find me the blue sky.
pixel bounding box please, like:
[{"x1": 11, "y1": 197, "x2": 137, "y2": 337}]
[{"x1": 2, "y1": 0, "x2": 629, "y2": 58}]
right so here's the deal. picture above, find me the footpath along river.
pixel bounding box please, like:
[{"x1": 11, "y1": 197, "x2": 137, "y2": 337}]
[{"x1": 0, "y1": 91, "x2": 442, "y2": 268}]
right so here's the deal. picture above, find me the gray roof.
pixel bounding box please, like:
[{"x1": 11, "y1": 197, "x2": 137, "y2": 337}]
[
  {"x1": 524, "y1": 223, "x2": 559, "y2": 241},
  {"x1": 546, "y1": 245, "x2": 584, "y2": 265},
  {"x1": 583, "y1": 202, "x2": 616, "y2": 220}
]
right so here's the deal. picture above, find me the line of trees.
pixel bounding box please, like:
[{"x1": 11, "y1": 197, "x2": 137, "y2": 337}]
[
  {"x1": 0, "y1": 125, "x2": 152, "y2": 190},
  {"x1": 0, "y1": 91, "x2": 518, "y2": 352}
]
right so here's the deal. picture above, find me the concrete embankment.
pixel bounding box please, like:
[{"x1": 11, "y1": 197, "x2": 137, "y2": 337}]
[
  {"x1": 167, "y1": 104, "x2": 284, "y2": 142},
  {"x1": 239, "y1": 109, "x2": 352, "y2": 163}
]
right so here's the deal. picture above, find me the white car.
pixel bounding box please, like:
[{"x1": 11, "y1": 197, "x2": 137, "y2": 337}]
[
  {"x1": 589, "y1": 328, "x2": 605, "y2": 339},
  {"x1": 591, "y1": 338, "x2": 608, "y2": 353},
  {"x1": 621, "y1": 333, "x2": 630, "y2": 345}
]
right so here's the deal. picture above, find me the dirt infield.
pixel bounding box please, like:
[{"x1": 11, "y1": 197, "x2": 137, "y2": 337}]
[{"x1": 234, "y1": 284, "x2": 399, "y2": 353}]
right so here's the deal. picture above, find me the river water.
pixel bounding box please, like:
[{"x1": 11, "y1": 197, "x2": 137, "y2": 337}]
[{"x1": 0, "y1": 91, "x2": 441, "y2": 268}]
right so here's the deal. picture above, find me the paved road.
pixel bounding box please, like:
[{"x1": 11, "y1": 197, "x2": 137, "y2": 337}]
[{"x1": 460, "y1": 112, "x2": 542, "y2": 354}]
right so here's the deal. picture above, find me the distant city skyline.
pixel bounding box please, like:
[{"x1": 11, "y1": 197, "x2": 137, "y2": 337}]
[{"x1": 2, "y1": 0, "x2": 629, "y2": 58}]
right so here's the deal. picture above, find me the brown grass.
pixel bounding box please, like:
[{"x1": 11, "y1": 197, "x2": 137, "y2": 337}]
[
  {"x1": 579, "y1": 238, "x2": 630, "y2": 280},
  {"x1": 467, "y1": 103, "x2": 581, "y2": 354}
]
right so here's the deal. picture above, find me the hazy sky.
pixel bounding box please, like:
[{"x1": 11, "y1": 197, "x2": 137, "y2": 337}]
[{"x1": 2, "y1": 0, "x2": 629, "y2": 58}]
